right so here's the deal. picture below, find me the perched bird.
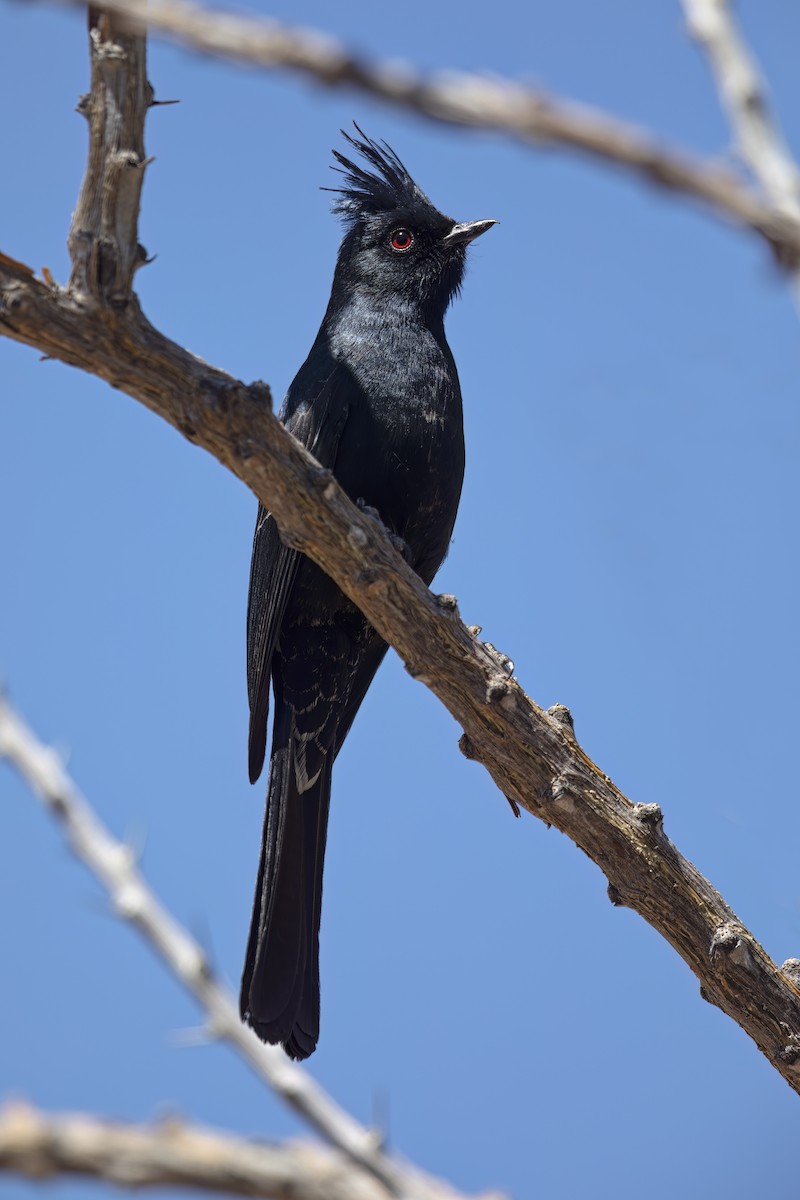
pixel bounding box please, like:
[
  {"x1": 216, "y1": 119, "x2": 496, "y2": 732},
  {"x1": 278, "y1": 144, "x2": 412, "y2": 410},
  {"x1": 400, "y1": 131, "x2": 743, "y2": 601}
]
[{"x1": 242, "y1": 127, "x2": 495, "y2": 1059}]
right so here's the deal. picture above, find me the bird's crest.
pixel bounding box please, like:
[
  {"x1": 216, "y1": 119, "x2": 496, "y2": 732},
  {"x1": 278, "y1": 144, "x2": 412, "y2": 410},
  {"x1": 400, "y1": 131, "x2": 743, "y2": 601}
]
[{"x1": 325, "y1": 125, "x2": 440, "y2": 224}]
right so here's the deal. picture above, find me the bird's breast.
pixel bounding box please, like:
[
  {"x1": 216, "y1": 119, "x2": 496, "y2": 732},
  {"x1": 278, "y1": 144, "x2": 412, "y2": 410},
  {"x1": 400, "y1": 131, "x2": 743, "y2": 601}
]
[{"x1": 328, "y1": 313, "x2": 465, "y2": 578}]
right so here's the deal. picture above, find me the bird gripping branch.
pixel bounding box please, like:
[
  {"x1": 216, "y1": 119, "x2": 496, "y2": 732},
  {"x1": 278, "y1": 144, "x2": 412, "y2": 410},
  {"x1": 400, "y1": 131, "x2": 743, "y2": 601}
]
[{"x1": 242, "y1": 126, "x2": 495, "y2": 1058}]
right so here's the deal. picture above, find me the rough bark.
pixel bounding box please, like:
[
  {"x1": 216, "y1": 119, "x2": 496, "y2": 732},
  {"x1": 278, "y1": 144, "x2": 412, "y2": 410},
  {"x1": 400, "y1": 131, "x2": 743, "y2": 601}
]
[{"x1": 69, "y1": 5, "x2": 152, "y2": 300}]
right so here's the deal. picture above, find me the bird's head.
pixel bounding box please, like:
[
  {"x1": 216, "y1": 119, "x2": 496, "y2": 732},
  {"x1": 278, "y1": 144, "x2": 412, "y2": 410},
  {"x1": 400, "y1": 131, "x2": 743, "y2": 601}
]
[{"x1": 326, "y1": 126, "x2": 495, "y2": 322}]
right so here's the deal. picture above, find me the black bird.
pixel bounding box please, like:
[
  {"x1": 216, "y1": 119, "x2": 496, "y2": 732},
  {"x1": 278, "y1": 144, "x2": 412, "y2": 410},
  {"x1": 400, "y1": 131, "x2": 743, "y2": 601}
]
[{"x1": 242, "y1": 128, "x2": 495, "y2": 1059}]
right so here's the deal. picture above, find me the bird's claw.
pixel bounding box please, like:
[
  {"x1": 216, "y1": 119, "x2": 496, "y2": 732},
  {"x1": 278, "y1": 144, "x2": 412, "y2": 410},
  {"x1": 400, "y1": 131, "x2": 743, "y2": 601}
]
[
  {"x1": 356, "y1": 497, "x2": 381, "y2": 521},
  {"x1": 387, "y1": 531, "x2": 412, "y2": 560},
  {"x1": 356, "y1": 498, "x2": 411, "y2": 561}
]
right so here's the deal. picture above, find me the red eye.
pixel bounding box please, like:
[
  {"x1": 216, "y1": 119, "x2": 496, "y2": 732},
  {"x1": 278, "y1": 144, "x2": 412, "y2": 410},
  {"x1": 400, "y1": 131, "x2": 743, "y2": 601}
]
[{"x1": 390, "y1": 228, "x2": 414, "y2": 252}]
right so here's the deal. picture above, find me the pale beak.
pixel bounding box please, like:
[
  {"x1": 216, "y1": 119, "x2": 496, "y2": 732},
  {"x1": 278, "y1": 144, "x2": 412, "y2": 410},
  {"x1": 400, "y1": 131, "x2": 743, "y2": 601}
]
[{"x1": 442, "y1": 219, "x2": 497, "y2": 246}]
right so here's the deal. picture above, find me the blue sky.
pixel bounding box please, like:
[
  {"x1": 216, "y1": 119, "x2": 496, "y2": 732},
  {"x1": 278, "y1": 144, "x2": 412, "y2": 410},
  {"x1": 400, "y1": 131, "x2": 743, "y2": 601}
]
[{"x1": 2, "y1": 2, "x2": 800, "y2": 1198}]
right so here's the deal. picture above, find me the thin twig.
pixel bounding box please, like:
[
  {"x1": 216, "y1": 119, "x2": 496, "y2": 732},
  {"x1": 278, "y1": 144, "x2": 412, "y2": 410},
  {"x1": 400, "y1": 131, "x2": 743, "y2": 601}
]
[
  {"x1": 49, "y1": 0, "x2": 800, "y2": 267},
  {"x1": 0, "y1": 1100, "x2": 392, "y2": 1200},
  {"x1": 0, "y1": 696, "x2": 485, "y2": 1200}
]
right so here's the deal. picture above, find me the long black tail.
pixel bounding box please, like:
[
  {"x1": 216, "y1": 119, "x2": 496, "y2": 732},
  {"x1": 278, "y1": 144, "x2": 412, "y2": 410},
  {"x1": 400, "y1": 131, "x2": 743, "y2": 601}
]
[{"x1": 240, "y1": 704, "x2": 331, "y2": 1060}]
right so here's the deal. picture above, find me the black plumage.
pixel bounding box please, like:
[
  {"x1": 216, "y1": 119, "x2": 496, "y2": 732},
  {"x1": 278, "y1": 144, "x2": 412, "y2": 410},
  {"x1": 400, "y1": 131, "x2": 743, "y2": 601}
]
[{"x1": 242, "y1": 128, "x2": 495, "y2": 1059}]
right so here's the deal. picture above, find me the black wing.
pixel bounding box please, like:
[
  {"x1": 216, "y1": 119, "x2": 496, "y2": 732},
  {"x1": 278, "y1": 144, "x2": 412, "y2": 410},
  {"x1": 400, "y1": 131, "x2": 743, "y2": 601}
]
[{"x1": 246, "y1": 361, "x2": 350, "y2": 783}]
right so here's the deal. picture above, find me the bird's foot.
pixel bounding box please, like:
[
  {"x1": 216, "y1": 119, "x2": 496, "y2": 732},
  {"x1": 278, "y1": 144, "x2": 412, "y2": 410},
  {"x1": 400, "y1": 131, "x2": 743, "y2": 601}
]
[
  {"x1": 356, "y1": 497, "x2": 381, "y2": 521},
  {"x1": 387, "y1": 531, "x2": 412, "y2": 560},
  {"x1": 356, "y1": 498, "x2": 412, "y2": 561}
]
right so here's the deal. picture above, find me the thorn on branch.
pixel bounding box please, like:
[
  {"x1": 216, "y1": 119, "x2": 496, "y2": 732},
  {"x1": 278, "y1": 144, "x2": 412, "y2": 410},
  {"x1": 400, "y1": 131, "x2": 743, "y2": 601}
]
[
  {"x1": 485, "y1": 677, "x2": 513, "y2": 706},
  {"x1": 364, "y1": 1126, "x2": 389, "y2": 1155},
  {"x1": 249, "y1": 380, "x2": 273, "y2": 410},
  {"x1": 504, "y1": 794, "x2": 521, "y2": 818},
  {"x1": 0, "y1": 286, "x2": 23, "y2": 316},
  {"x1": 405, "y1": 659, "x2": 433, "y2": 686},
  {"x1": 458, "y1": 732, "x2": 477, "y2": 760},
  {"x1": 549, "y1": 772, "x2": 577, "y2": 810},
  {"x1": 781, "y1": 958, "x2": 800, "y2": 987},
  {"x1": 547, "y1": 703, "x2": 576, "y2": 740},
  {"x1": 482, "y1": 641, "x2": 515, "y2": 678},
  {"x1": 632, "y1": 802, "x2": 664, "y2": 833},
  {"x1": 776, "y1": 1043, "x2": 800, "y2": 1067},
  {"x1": 457, "y1": 733, "x2": 520, "y2": 815},
  {"x1": 709, "y1": 922, "x2": 751, "y2": 969}
]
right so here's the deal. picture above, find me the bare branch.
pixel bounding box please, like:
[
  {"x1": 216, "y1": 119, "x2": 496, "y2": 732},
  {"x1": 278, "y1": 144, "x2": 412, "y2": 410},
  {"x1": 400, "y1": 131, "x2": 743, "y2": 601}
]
[
  {"x1": 681, "y1": 0, "x2": 800, "y2": 213},
  {"x1": 0, "y1": 696, "x2": 485, "y2": 1200},
  {"x1": 52, "y1": 0, "x2": 800, "y2": 267},
  {"x1": 0, "y1": 1101, "x2": 394, "y2": 1199},
  {"x1": 681, "y1": 0, "x2": 800, "y2": 291},
  {"x1": 69, "y1": 6, "x2": 151, "y2": 301}
]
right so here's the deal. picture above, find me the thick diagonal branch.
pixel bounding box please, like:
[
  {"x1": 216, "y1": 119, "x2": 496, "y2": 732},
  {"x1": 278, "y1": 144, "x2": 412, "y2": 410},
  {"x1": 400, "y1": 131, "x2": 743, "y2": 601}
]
[{"x1": 2, "y1": 258, "x2": 800, "y2": 1093}]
